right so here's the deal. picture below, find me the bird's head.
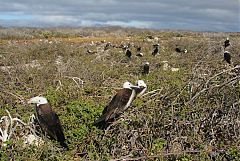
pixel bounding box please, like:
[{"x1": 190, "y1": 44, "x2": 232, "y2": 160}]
[
  {"x1": 123, "y1": 81, "x2": 139, "y2": 90},
  {"x1": 136, "y1": 80, "x2": 147, "y2": 96},
  {"x1": 28, "y1": 96, "x2": 48, "y2": 106},
  {"x1": 144, "y1": 61, "x2": 150, "y2": 66}
]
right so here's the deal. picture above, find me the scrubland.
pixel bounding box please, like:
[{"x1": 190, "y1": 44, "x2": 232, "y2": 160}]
[{"x1": 0, "y1": 27, "x2": 239, "y2": 160}]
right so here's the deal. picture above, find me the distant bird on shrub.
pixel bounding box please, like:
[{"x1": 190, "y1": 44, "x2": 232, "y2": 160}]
[
  {"x1": 152, "y1": 44, "x2": 159, "y2": 56},
  {"x1": 175, "y1": 47, "x2": 181, "y2": 53},
  {"x1": 224, "y1": 37, "x2": 230, "y2": 49},
  {"x1": 175, "y1": 47, "x2": 187, "y2": 53},
  {"x1": 224, "y1": 51, "x2": 231, "y2": 64},
  {"x1": 93, "y1": 81, "x2": 147, "y2": 129},
  {"x1": 136, "y1": 47, "x2": 141, "y2": 52},
  {"x1": 28, "y1": 96, "x2": 68, "y2": 150},
  {"x1": 104, "y1": 42, "x2": 112, "y2": 51},
  {"x1": 125, "y1": 49, "x2": 132, "y2": 59},
  {"x1": 142, "y1": 62, "x2": 150, "y2": 75},
  {"x1": 87, "y1": 49, "x2": 97, "y2": 54},
  {"x1": 136, "y1": 47, "x2": 143, "y2": 57},
  {"x1": 136, "y1": 52, "x2": 143, "y2": 57}
]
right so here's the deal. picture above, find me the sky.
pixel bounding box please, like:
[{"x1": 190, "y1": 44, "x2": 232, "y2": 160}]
[{"x1": 0, "y1": 0, "x2": 239, "y2": 32}]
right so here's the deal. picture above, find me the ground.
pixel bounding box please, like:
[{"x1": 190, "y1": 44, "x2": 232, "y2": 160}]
[{"x1": 0, "y1": 27, "x2": 239, "y2": 160}]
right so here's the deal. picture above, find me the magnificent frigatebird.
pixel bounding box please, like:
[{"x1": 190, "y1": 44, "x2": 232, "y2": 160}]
[
  {"x1": 136, "y1": 47, "x2": 143, "y2": 57},
  {"x1": 224, "y1": 37, "x2": 230, "y2": 49},
  {"x1": 126, "y1": 49, "x2": 132, "y2": 59},
  {"x1": 142, "y1": 62, "x2": 150, "y2": 75},
  {"x1": 224, "y1": 51, "x2": 231, "y2": 64},
  {"x1": 94, "y1": 81, "x2": 147, "y2": 129},
  {"x1": 28, "y1": 96, "x2": 68, "y2": 149},
  {"x1": 152, "y1": 44, "x2": 159, "y2": 56}
]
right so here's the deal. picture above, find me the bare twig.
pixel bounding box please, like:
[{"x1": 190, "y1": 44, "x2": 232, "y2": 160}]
[
  {"x1": 1, "y1": 89, "x2": 26, "y2": 104},
  {"x1": 63, "y1": 76, "x2": 84, "y2": 88}
]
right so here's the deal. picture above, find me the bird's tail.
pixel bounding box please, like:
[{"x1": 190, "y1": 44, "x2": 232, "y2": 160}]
[
  {"x1": 60, "y1": 142, "x2": 69, "y2": 150},
  {"x1": 93, "y1": 118, "x2": 109, "y2": 130}
]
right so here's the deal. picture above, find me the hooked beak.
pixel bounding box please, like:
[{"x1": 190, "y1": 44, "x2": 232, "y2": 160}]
[
  {"x1": 27, "y1": 99, "x2": 33, "y2": 104},
  {"x1": 27, "y1": 98, "x2": 36, "y2": 104},
  {"x1": 137, "y1": 86, "x2": 147, "y2": 97},
  {"x1": 131, "y1": 85, "x2": 140, "y2": 90}
]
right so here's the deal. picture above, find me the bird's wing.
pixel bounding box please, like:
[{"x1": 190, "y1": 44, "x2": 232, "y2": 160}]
[
  {"x1": 37, "y1": 104, "x2": 65, "y2": 142},
  {"x1": 96, "y1": 89, "x2": 132, "y2": 123}
]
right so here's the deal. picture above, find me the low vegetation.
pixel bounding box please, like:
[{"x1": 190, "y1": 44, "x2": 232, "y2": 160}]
[{"x1": 0, "y1": 27, "x2": 239, "y2": 160}]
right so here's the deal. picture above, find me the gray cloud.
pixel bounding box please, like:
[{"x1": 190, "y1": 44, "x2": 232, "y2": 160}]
[{"x1": 0, "y1": 0, "x2": 239, "y2": 31}]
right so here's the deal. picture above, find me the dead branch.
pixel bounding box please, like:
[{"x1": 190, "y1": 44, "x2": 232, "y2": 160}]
[{"x1": 63, "y1": 76, "x2": 84, "y2": 88}]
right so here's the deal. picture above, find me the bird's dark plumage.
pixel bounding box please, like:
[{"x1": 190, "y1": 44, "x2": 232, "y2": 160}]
[
  {"x1": 104, "y1": 42, "x2": 112, "y2": 50},
  {"x1": 35, "y1": 103, "x2": 69, "y2": 149},
  {"x1": 93, "y1": 88, "x2": 134, "y2": 129},
  {"x1": 28, "y1": 96, "x2": 69, "y2": 150},
  {"x1": 137, "y1": 47, "x2": 141, "y2": 52},
  {"x1": 143, "y1": 62, "x2": 150, "y2": 75},
  {"x1": 126, "y1": 49, "x2": 132, "y2": 58},
  {"x1": 94, "y1": 82, "x2": 140, "y2": 130},
  {"x1": 152, "y1": 46, "x2": 159, "y2": 56},
  {"x1": 224, "y1": 51, "x2": 231, "y2": 64},
  {"x1": 224, "y1": 38, "x2": 230, "y2": 49},
  {"x1": 175, "y1": 47, "x2": 181, "y2": 53}
]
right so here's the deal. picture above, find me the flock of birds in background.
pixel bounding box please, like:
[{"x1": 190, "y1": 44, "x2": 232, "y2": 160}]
[{"x1": 1, "y1": 36, "x2": 233, "y2": 150}]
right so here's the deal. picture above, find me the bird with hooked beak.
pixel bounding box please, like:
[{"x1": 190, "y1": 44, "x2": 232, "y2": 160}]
[
  {"x1": 28, "y1": 96, "x2": 68, "y2": 150},
  {"x1": 94, "y1": 80, "x2": 147, "y2": 129}
]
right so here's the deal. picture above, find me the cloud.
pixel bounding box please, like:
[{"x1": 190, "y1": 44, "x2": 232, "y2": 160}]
[{"x1": 0, "y1": 0, "x2": 239, "y2": 31}]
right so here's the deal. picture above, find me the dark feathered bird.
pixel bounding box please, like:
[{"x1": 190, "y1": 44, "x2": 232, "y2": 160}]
[
  {"x1": 28, "y1": 96, "x2": 68, "y2": 150},
  {"x1": 93, "y1": 81, "x2": 147, "y2": 129},
  {"x1": 136, "y1": 47, "x2": 141, "y2": 52},
  {"x1": 126, "y1": 49, "x2": 132, "y2": 58},
  {"x1": 224, "y1": 51, "x2": 231, "y2": 64},
  {"x1": 152, "y1": 44, "x2": 159, "y2": 56},
  {"x1": 224, "y1": 38, "x2": 230, "y2": 49},
  {"x1": 142, "y1": 62, "x2": 150, "y2": 75},
  {"x1": 104, "y1": 42, "x2": 112, "y2": 51},
  {"x1": 136, "y1": 46, "x2": 143, "y2": 57},
  {"x1": 175, "y1": 47, "x2": 181, "y2": 53},
  {"x1": 175, "y1": 47, "x2": 187, "y2": 53}
]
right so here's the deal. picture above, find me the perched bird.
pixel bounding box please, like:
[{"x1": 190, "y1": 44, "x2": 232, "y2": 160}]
[
  {"x1": 28, "y1": 96, "x2": 68, "y2": 149},
  {"x1": 153, "y1": 43, "x2": 159, "y2": 48},
  {"x1": 104, "y1": 42, "x2": 112, "y2": 51},
  {"x1": 183, "y1": 49, "x2": 188, "y2": 53},
  {"x1": 136, "y1": 52, "x2": 143, "y2": 57},
  {"x1": 126, "y1": 49, "x2": 132, "y2": 59},
  {"x1": 175, "y1": 47, "x2": 187, "y2": 53},
  {"x1": 142, "y1": 62, "x2": 150, "y2": 75},
  {"x1": 135, "y1": 80, "x2": 147, "y2": 96},
  {"x1": 136, "y1": 47, "x2": 141, "y2": 52},
  {"x1": 93, "y1": 81, "x2": 146, "y2": 129},
  {"x1": 87, "y1": 49, "x2": 97, "y2": 54},
  {"x1": 224, "y1": 37, "x2": 230, "y2": 49},
  {"x1": 224, "y1": 51, "x2": 231, "y2": 64},
  {"x1": 136, "y1": 47, "x2": 143, "y2": 57},
  {"x1": 175, "y1": 47, "x2": 181, "y2": 53},
  {"x1": 152, "y1": 44, "x2": 159, "y2": 56}
]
